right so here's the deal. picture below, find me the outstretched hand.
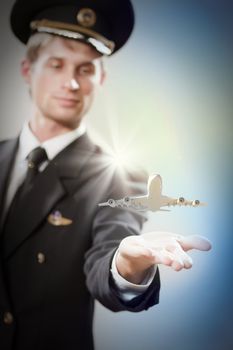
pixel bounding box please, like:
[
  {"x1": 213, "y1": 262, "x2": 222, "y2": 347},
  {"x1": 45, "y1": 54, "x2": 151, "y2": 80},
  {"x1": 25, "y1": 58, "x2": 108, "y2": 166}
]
[{"x1": 116, "y1": 232, "x2": 212, "y2": 284}]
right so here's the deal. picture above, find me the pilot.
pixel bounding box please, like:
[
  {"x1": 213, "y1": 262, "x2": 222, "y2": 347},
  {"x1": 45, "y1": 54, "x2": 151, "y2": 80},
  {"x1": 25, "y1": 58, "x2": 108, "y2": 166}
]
[{"x1": 0, "y1": 1, "x2": 211, "y2": 349}]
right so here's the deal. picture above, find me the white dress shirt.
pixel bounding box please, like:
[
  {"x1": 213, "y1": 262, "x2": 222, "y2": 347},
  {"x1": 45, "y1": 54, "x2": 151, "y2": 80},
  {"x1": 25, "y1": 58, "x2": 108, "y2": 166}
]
[
  {"x1": 4, "y1": 122, "x2": 86, "y2": 212},
  {"x1": 4, "y1": 122, "x2": 156, "y2": 301}
]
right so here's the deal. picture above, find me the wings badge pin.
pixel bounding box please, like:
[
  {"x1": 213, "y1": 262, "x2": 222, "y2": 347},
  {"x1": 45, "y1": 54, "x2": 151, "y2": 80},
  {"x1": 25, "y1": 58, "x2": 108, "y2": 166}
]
[{"x1": 47, "y1": 210, "x2": 73, "y2": 226}]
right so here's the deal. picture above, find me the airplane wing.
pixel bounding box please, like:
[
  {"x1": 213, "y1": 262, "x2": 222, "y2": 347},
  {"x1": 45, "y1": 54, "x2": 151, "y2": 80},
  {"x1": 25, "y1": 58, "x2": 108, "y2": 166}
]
[{"x1": 162, "y1": 196, "x2": 207, "y2": 208}]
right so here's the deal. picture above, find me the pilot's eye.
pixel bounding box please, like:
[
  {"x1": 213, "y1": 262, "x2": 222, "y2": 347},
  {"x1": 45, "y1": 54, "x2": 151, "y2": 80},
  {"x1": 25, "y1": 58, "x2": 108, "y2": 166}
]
[
  {"x1": 78, "y1": 63, "x2": 95, "y2": 76},
  {"x1": 49, "y1": 59, "x2": 62, "y2": 69}
]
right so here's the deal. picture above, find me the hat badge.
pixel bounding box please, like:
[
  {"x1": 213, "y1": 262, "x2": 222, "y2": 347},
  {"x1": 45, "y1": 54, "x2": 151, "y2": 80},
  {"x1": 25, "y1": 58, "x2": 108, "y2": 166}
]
[{"x1": 77, "y1": 8, "x2": 97, "y2": 28}]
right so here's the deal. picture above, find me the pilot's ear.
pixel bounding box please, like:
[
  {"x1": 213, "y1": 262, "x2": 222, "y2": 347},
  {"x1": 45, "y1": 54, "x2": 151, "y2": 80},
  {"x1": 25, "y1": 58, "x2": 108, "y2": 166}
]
[
  {"x1": 21, "y1": 59, "x2": 32, "y2": 84},
  {"x1": 98, "y1": 58, "x2": 106, "y2": 86},
  {"x1": 100, "y1": 67, "x2": 106, "y2": 85}
]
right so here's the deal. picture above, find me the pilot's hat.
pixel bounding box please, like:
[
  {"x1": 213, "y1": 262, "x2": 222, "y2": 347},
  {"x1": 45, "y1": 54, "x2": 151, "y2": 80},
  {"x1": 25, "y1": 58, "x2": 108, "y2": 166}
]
[{"x1": 10, "y1": 0, "x2": 135, "y2": 56}]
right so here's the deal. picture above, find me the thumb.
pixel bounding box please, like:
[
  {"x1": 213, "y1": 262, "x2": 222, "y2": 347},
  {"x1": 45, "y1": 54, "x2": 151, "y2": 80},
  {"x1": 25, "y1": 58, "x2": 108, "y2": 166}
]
[{"x1": 177, "y1": 235, "x2": 212, "y2": 252}]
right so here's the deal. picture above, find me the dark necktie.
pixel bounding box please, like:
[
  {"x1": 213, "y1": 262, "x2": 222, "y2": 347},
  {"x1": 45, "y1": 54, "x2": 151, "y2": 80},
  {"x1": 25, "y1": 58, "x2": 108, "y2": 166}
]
[
  {"x1": 21, "y1": 146, "x2": 48, "y2": 192},
  {"x1": 1, "y1": 147, "x2": 48, "y2": 240}
]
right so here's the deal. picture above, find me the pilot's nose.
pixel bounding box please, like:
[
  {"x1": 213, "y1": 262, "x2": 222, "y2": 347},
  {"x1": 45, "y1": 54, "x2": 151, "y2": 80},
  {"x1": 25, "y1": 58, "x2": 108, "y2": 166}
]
[{"x1": 63, "y1": 78, "x2": 80, "y2": 91}]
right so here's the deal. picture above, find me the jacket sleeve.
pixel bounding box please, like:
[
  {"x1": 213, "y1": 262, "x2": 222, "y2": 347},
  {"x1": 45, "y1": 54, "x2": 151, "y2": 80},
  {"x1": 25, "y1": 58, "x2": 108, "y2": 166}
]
[{"x1": 83, "y1": 169, "x2": 161, "y2": 312}]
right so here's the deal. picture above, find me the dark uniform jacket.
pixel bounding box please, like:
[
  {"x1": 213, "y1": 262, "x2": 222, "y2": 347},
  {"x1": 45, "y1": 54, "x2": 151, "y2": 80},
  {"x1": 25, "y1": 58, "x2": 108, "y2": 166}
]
[{"x1": 0, "y1": 133, "x2": 160, "y2": 350}]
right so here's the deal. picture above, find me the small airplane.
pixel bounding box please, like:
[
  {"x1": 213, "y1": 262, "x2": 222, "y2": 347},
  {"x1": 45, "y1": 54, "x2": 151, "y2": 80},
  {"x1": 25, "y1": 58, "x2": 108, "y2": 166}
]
[{"x1": 98, "y1": 174, "x2": 207, "y2": 212}]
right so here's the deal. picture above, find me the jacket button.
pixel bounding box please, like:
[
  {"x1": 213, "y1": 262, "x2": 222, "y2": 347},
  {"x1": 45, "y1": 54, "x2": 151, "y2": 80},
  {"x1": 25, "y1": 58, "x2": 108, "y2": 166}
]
[
  {"x1": 3, "y1": 312, "x2": 14, "y2": 325},
  {"x1": 37, "y1": 252, "x2": 46, "y2": 264}
]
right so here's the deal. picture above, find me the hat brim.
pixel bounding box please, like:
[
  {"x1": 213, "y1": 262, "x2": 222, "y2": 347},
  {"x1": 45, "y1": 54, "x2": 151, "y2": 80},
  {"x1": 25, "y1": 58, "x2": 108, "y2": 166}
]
[{"x1": 10, "y1": 0, "x2": 135, "y2": 54}]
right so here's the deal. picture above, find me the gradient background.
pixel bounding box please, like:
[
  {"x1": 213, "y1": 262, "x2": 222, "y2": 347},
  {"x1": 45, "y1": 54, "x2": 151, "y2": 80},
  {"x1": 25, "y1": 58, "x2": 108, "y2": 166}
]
[{"x1": 0, "y1": 1, "x2": 233, "y2": 349}]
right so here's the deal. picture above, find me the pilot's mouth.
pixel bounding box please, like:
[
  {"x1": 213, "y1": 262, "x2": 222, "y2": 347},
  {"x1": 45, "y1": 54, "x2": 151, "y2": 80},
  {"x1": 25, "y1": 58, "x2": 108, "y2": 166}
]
[{"x1": 54, "y1": 96, "x2": 81, "y2": 106}]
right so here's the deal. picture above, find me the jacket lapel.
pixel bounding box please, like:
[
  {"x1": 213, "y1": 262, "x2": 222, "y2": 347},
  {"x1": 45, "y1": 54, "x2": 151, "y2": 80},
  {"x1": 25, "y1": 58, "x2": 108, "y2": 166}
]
[
  {"x1": 52, "y1": 133, "x2": 98, "y2": 196},
  {"x1": 3, "y1": 134, "x2": 97, "y2": 260},
  {"x1": 2, "y1": 163, "x2": 65, "y2": 259}
]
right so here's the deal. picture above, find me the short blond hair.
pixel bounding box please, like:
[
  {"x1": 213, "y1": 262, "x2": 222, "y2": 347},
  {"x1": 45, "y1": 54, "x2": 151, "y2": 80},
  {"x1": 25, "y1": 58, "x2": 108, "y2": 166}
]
[{"x1": 26, "y1": 33, "x2": 55, "y2": 63}]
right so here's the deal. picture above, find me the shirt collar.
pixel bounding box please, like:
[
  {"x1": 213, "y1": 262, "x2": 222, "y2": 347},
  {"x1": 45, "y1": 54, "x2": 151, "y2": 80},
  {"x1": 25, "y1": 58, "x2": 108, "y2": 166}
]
[{"x1": 18, "y1": 122, "x2": 86, "y2": 161}]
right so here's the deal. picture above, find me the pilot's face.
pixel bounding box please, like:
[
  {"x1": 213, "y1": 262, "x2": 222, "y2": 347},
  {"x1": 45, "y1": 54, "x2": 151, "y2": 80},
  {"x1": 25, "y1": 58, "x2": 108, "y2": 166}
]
[{"x1": 22, "y1": 37, "x2": 105, "y2": 130}]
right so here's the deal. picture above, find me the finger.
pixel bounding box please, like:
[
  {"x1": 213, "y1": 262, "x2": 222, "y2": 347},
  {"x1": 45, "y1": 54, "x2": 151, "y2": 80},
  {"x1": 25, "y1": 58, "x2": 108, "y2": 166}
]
[
  {"x1": 142, "y1": 232, "x2": 212, "y2": 252},
  {"x1": 171, "y1": 260, "x2": 184, "y2": 271},
  {"x1": 164, "y1": 244, "x2": 193, "y2": 270},
  {"x1": 157, "y1": 250, "x2": 184, "y2": 271},
  {"x1": 169, "y1": 253, "x2": 184, "y2": 271},
  {"x1": 172, "y1": 245, "x2": 193, "y2": 269},
  {"x1": 151, "y1": 250, "x2": 173, "y2": 266},
  {"x1": 178, "y1": 235, "x2": 212, "y2": 252}
]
